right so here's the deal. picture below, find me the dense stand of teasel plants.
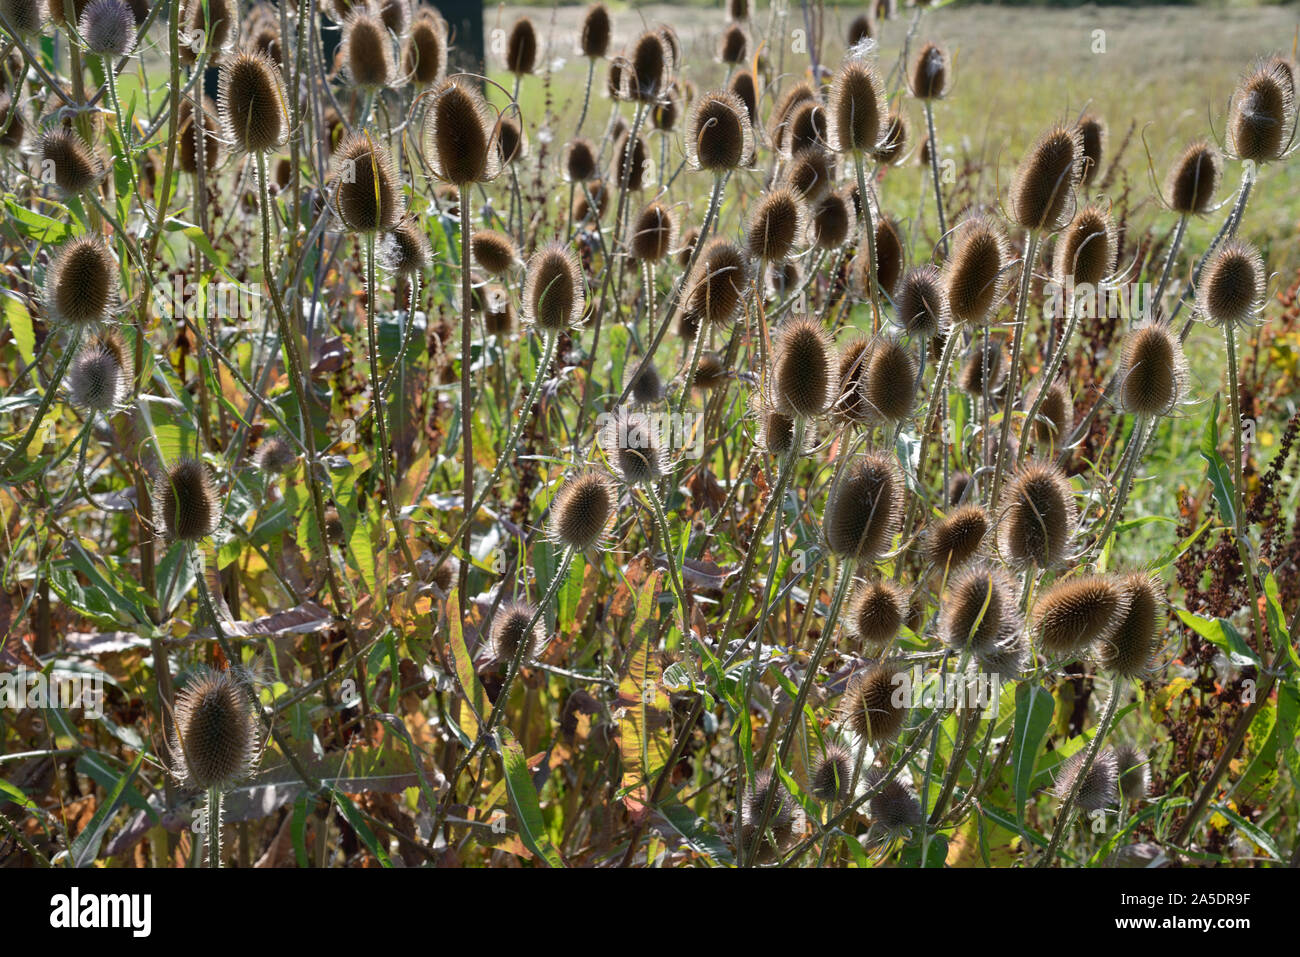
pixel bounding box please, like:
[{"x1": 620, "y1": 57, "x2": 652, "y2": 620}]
[{"x1": 0, "y1": 0, "x2": 1297, "y2": 869}]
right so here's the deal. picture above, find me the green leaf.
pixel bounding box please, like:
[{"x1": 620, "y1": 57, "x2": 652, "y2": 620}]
[
  {"x1": 1199, "y1": 393, "x2": 1235, "y2": 527},
  {"x1": 447, "y1": 590, "x2": 490, "y2": 741},
  {"x1": 4, "y1": 198, "x2": 73, "y2": 243},
  {"x1": 1211, "y1": 803, "x2": 1281, "y2": 861},
  {"x1": 499, "y1": 727, "x2": 564, "y2": 867},
  {"x1": 331, "y1": 790, "x2": 392, "y2": 867},
  {"x1": 1011, "y1": 682, "x2": 1055, "y2": 833},
  {"x1": 1175, "y1": 608, "x2": 1261, "y2": 668},
  {"x1": 1263, "y1": 573, "x2": 1300, "y2": 671},
  {"x1": 657, "y1": 799, "x2": 734, "y2": 865},
  {"x1": 3, "y1": 294, "x2": 35, "y2": 365},
  {"x1": 70, "y1": 752, "x2": 142, "y2": 867}
]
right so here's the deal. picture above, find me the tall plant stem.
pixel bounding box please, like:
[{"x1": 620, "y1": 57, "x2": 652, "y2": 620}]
[
  {"x1": 2, "y1": 332, "x2": 79, "y2": 473},
  {"x1": 206, "y1": 786, "x2": 222, "y2": 868},
  {"x1": 989, "y1": 230, "x2": 1040, "y2": 508},
  {"x1": 1039, "y1": 682, "x2": 1121, "y2": 868},
  {"x1": 458, "y1": 183, "x2": 474, "y2": 598},
  {"x1": 1152, "y1": 213, "x2": 1188, "y2": 311},
  {"x1": 898, "y1": 329, "x2": 961, "y2": 554},
  {"x1": 574, "y1": 57, "x2": 595, "y2": 135},
  {"x1": 923, "y1": 99, "x2": 948, "y2": 259},
  {"x1": 1091, "y1": 417, "x2": 1148, "y2": 553},
  {"x1": 1223, "y1": 326, "x2": 1265, "y2": 650},
  {"x1": 853, "y1": 150, "x2": 882, "y2": 331},
  {"x1": 1018, "y1": 301, "x2": 1081, "y2": 464},
  {"x1": 1173, "y1": 163, "x2": 1256, "y2": 333},
  {"x1": 644, "y1": 484, "x2": 693, "y2": 648}
]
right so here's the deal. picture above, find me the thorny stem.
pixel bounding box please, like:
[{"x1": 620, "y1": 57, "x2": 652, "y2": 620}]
[
  {"x1": 989, "y1": 230, "x2": 1041, "y2": 508},
  {"x1": 923, "y1": 100, "x2": 949, "y2": 260},
  {"x1": 1222, "y1": 325, "x2": 1266, "y2": 652},
  {"x1": 458, "y1": 183, "x2": 474, "y2": 599},
  {"x1": 1039, "y1": 681, "x2": 1121, "y2": 868}
]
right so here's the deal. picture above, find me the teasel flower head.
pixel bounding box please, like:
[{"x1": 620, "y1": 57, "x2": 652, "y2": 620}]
[
  {"x1": 155, "y1": 458, "x2": 220, "y2": 541},
  {"x1": 80, "y1": 0, "x2": 136, "y2": 57},
  {"x1": 939, "y1": 563, "x2": 1020, "y2": 654},
  {"x1": 927, "y1": 504, "x2": 989, "y2": 572},
  {"x1": 376, "y1": 0, "x2": 409, "y2": 36},
  {"x1": 718, "y1": 24, "x2": 747, "y2": 66},
  {"x1": 656, "y1": 24, "x2": 682, "y2": 72},
  {"x1": 894, "y1": 265, "x2": 948, "y2": 338},
  {"x1": 1055, "y1": 746, "x2": 1118, "y2": 812},
  {"x1": 909, "y1": 41, "x2": 949, "y2": 100},
  {"x1": 853, "y1": 213, "x2": 904, "y2": 301},
  {"x1": 1009, "y1": 123, "x2": 1084, "y2": 232},
  {"x1": 833, "y1": 337, "x2": 872, "y2": 425},
  {"x1": 624, "y1": 30, "x2": 671, "y2": 102},
  {"x1": 563, "y1": 137, "x2": 598, "y2": 182},
  {"x1": 1, "y1": 0, "x2": 42, "y2": 35},
  {"x1": 44, "y1": 234, "x2": 119, "y2": 327},
  {"x1": 422, "y1": 77, "x2": 500, "y2": 185},
  {"x1": 471, "y1": 228, "x2": 519, "y2": 276},
  {"x1": 168, "y1": 667, "x2": 259, "y2": 790},
  {"x1": 1164, "y1": 140, "x2": 1221, "y2": 215},
  {"x1": 681, "y1": 238, "x2": 749, "y2": 332},
  {"x1": 1114, "y1": 744, "x2": 1149, "y2": 801},
  {"x1": 629, "y1": 201, "x2": 677, "y2": 262},
  {"x1": 625, "y1": 361, "x2": 665, "y2": 405},
  {"x1": 0, "y1": 92, "x2": 26, "y2": 150},
  {"x1": 330, "y1": 132, "x2": 403, "y2": 233},
  {"x1": 1096, "y1": 572, "x2": 1165, "y2": 679},
  {"x1": 549, "y1": 470, "x2": 616, "y2": 551},
  {"x1": 944, "y1": 215, "x2": 1010, "y2": 325},
  {"x1": 505, "y1": 16, "x2": 538, "y2": 76},
  {"x1": 828, "y1": 58, "x2": 885, "y2": 154},
  {"x1": 783, "y1": 146, "x2": 835, "y2": 204},
  {"x1": 178, "y1": 95, "x2": 221, "y2": 174},
  {"x1": 846, "y1": 578, "x2": 908, "y2": 652},
  {"x1": 781, "y1": 99, "x2": 828, "y2": 157},
  {"x1": 1054, "y1": 204, "x2": 1116, "y2": 287},
  {"x1": 38, "y1": 127, "x2": 105, "y2": 194},
  {"x1": 686, "y1": 90, "x2": 753, "y2": 172},
  {"x1": 523, "y1": 242, "x2": 585, "y2": 331},
  {"x1": 218, "y1": 50, "x2": 287, "y2": 153},
  {"x1": 599, "y1": 406, "x2": 666, "y2": 486},
  {"x1": 847, "y1": 11, "x2": 874, "y2": 47},
  {"x1": 874, "y1": 108, "x2": 908, "y2": 165},
  {"x1": 948, "y1": 470, "x2": 973, "y2": 507},
  {"x1": 1034, "y1": 574, "x2": 1130, "y2": 657},
  {"x1": 1197, "y1": 238, "x2": 1266, "y2": 328},
  {"x1": 1119, "y1": 322, "x2": 1188, "y2": 418},
  {"x1": 1228, "y1": 60, "x2": 1295, "y2": 163},
  {"x1": 860, "y1": 336, "x2": 917, "y2": 425},
  {"x1": 998, "y1": 460, "x2": 1078, "y2": 569},
  {"x1": 180, "y1": 0, "x2": 235, "y2": 66},
  {"x1": 488, "y1": 601, "x2": 546, "y2": 663},
  {"x1": 811, "y1": 188, "x2": 854, "y2": 250},
  {"x1": 654, "y1": 90, "x2": 680, "y2": 131},
  {"x1": 252, "y1": 435, "x2": 297, "y2": 474},
  {"x1": 772, "y1": 315, "x2": 837, "y2": 417},
  {"x1": 728, "y1": 70, "x2": 757, "y2": 126},
  {"x1": 692, "y1": 352, "x2": 729, "y2": 391},
  {"x1": 739, "y1": 769, "x2": 794, "y2": 858},
  {"x1": 579, "y1": 3, "x2": 611, "y2": 59},
  {"x1": 68, "y1": 329, "x2": 132, "y2": 413},
  {"x1": 746, "y1": 186, "x2": 805, "y2": 263},
  {"x1": 751, "y1": 392, "x2": 809, "y2": 457},
  {"x1": 1075, "y1": 113, "x2": 1106, "y2": 185},
  {"x1": 865, "y1": 768, "x2": 923, "y2": 832},
  {"x1": 572, "y1": 178, "x2": 607, "y2": 223},
  {"x1": 403, "y1": 10, "x2": 447, "y2": 86},
  {"x1": 810, "y1": 743, "x2": 853, "y2": 804},
  {"x1": 840, "y1": 664, "x2": 907, "y2": 743},
  {"x1": 957, "y1": 336, "x2": 1005, "y2": 397},
  {"x1": 377, "y1": 217, "x2": 433, "y2": 276},
  {"x1": 496, "y1": 114, "x2": 528, "y2": 167},
  {"x1": 823, "y1": 451, "x2": 903, "y2": 562},
  {"x1": 1025, "y1": 377, "x2": 1074, "y2": 451},
  {"x1": 767, "y1": 82, "x2": 815, "y2": 149}
]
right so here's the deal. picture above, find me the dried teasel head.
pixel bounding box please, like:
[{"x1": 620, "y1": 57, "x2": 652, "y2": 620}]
[
  {"x1": 1197, "y1": 238, "x2": 1266, "y2": 328},
  {"x1": 549, "y1": 470, "x2": 616, "y2": 551},
  {"x1": 865, "y1": 768, "x2": 923, "y2": 832},
  {"x1": 523, "y1": 243, "x2": 585, "y2": 331},
  {"x1": 563, "y1": 137, "x2": 598, "y2": 182},
  {"x1": 998, "y1": 460, "x2": 1077, "y2": 568},
  {"x1": 810, "y1": 743, "x2": 853, "y2": 803},
  {"x1": 739, "y1": 770, "x2": 794, "y2": 857},
  {"x1": 828, "y1": 58, "x2": 885, "y2": 154},
  {"x1": 471, "y1": 229, "x2": 519, "y2": 276},
  {"x1": 718, "y1": 23, "x2": 747, "y2": 66},
  {"x1": 1, "y1": 0, "x2": 42, "y2": 36},
  {"x1": 957, "y1": 336, "x2": 1005, "y2": 397},
  {"x1": 1114, "y1": 744, "x2": 1150, "y2": 801},
  {"x1": 1075, "y1": 113, "x2": 1106, "y2": 185},
  {"x1": 939, "y1": 563, "x2": 1020, "y2": 654},
  {"x1": 682, "y1": 239, "x2": 749, "y2": 332},
  {"x1": 1009, "y1": 123, "x2": 1083, "y2": 232},
  {"x1": 1119, "y1": 322, "x2": 1188, "y2": 417},
  {"x1": 833, "y1": 337, "x2": 872, "y2": 425},
  {"x1": 403, "y1": 10, "x2": 447, "y2": 86},
  {"x1": 629, "y1": 202, "x2": 677, "y2": 262},
  {"x1": 39, "y1": 127, "x2": 104, "y2": 194},
  {"x1": 772, "y1": 315, "x2": 837, "y2": 417},
  {"x1": 497, "y1": 115, "x2": 528, "y2": 166},
  {"x1": 0, "y1": 93, "x2": 26, "y2": 150},
  {"x1": 781, "y1": 99, "x2": 828, "y2": 156},
  {"x1": 330, "y1": 132, "x2": 403, "y2": 233},
  {"x1": 80, "y1": 0, "x2": 136, "y2": 57},
  {"x1": 894, "y1": 265, "x2": 948, "y2": 338},
  {"x1": 612, "y1": 127, "x2": 648, "y2": 189},
  {"x1": 1228, "y1": 60, "x2": 1296, "y2": 163},
  {"x1": 488, "y1": 601, "x2": 545, "y2": 663},
  {"x1": 746, "y1": 186, "x2": 805, "y2": 263},
  {"x1": 252, "y1": 435, "x2": 297, "y2": 474},
  {"x1": 44, "y1": 234, "x2": 119, "y2": 327},
  {"x1": 860, "y1": 336, "x2": 917, "y2": 425},
  {"x1": 909, "y1": 41, "x2": 949, "y2": 100},
  {"x1": 861, "y1": 214, "x2": 904, "y2": 300},
  {"x1": 178, "y1": 95, "x2": 221, "y2": 174},
  {"x1": 811, "y1": 188, "x2": 854, "y2": 251},
  {"x1": 1025, "y1": 377, "x2": 1073, "y2": 451},
  {"x1": 728, "y1": 70, "x2": 757, "y2": 126},
  {"x1": 342, "y1": 8, "x2": 396, "y2": 89},
  {"x1": 505, "y1": 16, "x2": 538, "y2": 75},
  {"x1": 1054, "y1": 746, "x2": 1118, "y2": 812},
  {"x1": 422, "y1": 78, "x2": 500, "y2": 185},
  {"x1": 376, "y1": 0, "x2": 409, "y2": 36},
  {"x1": 579, "y1": 3, "x2": 611, "y2": 58},
  {"x1": 180, "y1": 0, "x2": 235, "y2": 66},
  {"x1": 875, "y1": 108, "x2": 908, "y2": 165},
  {"x1": 926, "y1": 504, "x2": 989, "y2": 572},
  {"x1": 692, "y1": 352, "x2": 729, "y2": 391},
  {"x1": 944, "y1": 215, "x2": 1010, "y2": 326},
  {"x1": 625, "y1": 361, "x2": 665, "y2": 405},
  {"x1": 1164, "y1": 140, "x2": 1221, "y2": 216},
  {"x1": 783, "y1": 146, "x2": 835, "y2": 204},
  {"x1": 599, "y1": 407, "x2": 666, "y2": 486},
  {"x1": 686, "y1": 90, "x2": 753, "y2": 172},
  {"x1": 155, "y1": 458, "x2": 220, "y2": 541},
  {"x1": 1034, "y1": 574, "x2": 1130, "y2": 657},
  {"x1": 625, "y1": 30, "x2": 671, "y2": 102},
  {"x1": 218, "y1": 50, "x2": 287, "y2": 153},
  {"x1": 768, "y1": 81, "x2": 816, "y2": 147},
  {"x1": 846, "y1": 578, "x2": 908, "y2": 652},
  {"x1": 169, "y1": 667, "x2": 259, "y2": 789},
  {"x1": 1053, "y1": 204, "x2": 1116, "y2": 287},
  {"x1": 823, "y1": 451, "x2": 903, "y2": 562},
  {"x1": 68, "y1": 329, "x2": 132, "y2": 413},
  {"x1": 847, "y1": 11, "x2": 875, "y2": 46},
  {"x1": 1096, "y1": 572, "x2": 1165, "y2": 679},
  {"x1": 378, "y1": 218, "x2": 433, "y2": 276},
  {"x1": 840, "y1": 664, "x2": 907, "y2": 743}
]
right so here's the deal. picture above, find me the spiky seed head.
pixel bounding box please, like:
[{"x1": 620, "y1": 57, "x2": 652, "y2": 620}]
[
  {"x1": 1055, "y1": 746, "x2": 1118, "y2": 812},
  {"x1": 948, "y1": 470, "x2": 973, "y2": 507},
  {"x1": 428, "y1": 554, "x2": 459, "y2": 594},
  {"x1": 404, "y1": 12, "x2": 447, "y2": 86},
  {"x1": 1, "y1": 0, "x2": 41, "y2": 35},
  {"x1": 1229, "y1": 62, "x2": 1295, "y2": 163},
  {"x1": 331, "y1": 133, "x2": 402, "y2": 232},
  {"x1": 218, "y1": 51, "x2": 286, "y2": 153},
  {"x1": 156, "y1": 459, "x2": 220, "y2": 541},
  {"x1": 728, "y1": 70, "x2": 757, "y2": 125},
  {"x1": 489, "y1": 601, "x2": 545, "y2": 662},
  {"x1": 1054, "y1": 204, "x2": 1116, "y2": 286},
  {"x1": 927, "y1": 504, "x2": 988, "y2": 572},
  {"x1": 957, "y1": 337, "x2": 1005, "y2": 396},
  {"x1": 828, "y1": 59, "x2": 885, "y2": 154},
  {"x1": 811, "y1": 189, "x2": 853, "y2": 250},
  {"x1": 939, "y1": 563, "x2": 1020, "y2": 653},
  {"x1": 471, "y1": 229, "x2": 519, "y2": 276},
  {"x1": 834, "y1": 337, "x2": 871, "y2": 424},
  {"x1": 768, "y1": 82, "x2": 816, "y2": 147},
  {"x1": 657, "y1": 24, "x2": 682, "y2": 71},
  {"x1": 782, "y1": 99, "x2": 828, "y2": 156},
  {"x1": 687, "y1": 90, "x2": 753, "y2": 171},
  {"x1": 772, "y1": 315, "x2": 836, "y2": 417},
  {"x1": 824, "y1": 451, "x2": 903, "y2": 561},
  {"x1": 847, "y1": 578, "x2": 908, "y2": 652},
  {"x1": 783, "y1": 146, "x2": 834, "y2": 203},
  {"x1": 378, "y1": 218, "x2": 432, "y2": 276},
  {"x1": 945, "y1": 215, "x2": 1010, "y2": 325},
  {"x1": 718, "y1": 24, "x2": 747, "y2": 65},
  {"x1": 847, "y1": 11, "x2": 874, "y2": 45},
  {"x1": 1076, "y1": 113, "x2": 1106, "y2": 185},
  {"x1": 874, "y1": 108, "x2": 908, "y2": 165},
  {"x1": 422, "y1": 78, "x2": 499, "y2": 185},
  {"x1": 497, "y1": 115, "x2": 527, "y2": 167},
  {"x1": 248, "y1": 22, "x2": 283, "y2": 66},
  {"x1": 654, "y1": 92, "x2": 679, "y2": 131},
  {"x1": 505, "y1": 16, "x2": 537, "y2": 75},
  {"x1": 605, "y1": 59, "x2": 625, "y2": 100},
  {"x1": 253, "y1": 436, "x2": 297, "y2": 474},
  {"x1": 80, "y1": 0, "x2": 136, "y2": 56},
  {"x1": 323, "y1": 506, "x2": 344, "y2": 544},
  {"x1": 1165, "y1": 140, "x2": 1221, "y2": 215},
  {"x1": 523, "y1": 243, "x2": 584, "y2": 331},
  {"x1": 68, "y1": 330, "x2": 132, "y2": 413},
  {"x1": 1119, "y1": 323, "x2": 1187, "y2": 417},
  {"x1": 629, "y1": 202, "x2": 676, "y2": 262},
  {"x1": 895, "y1": 265, "x2": 948, "y2": 338},
  {"x1": 39, "y1": 127, "x2": 103, "y2": 194},
  {"x1": 580, "y1": 3, "x2": 611, "y2": 58},
  {"x1": 1114, "y1": 744, "x2": 1149, "y2": 801},
  {"x1": 755, "y1": 401, "x2": 799, "y2": 456},
  {"x1": 841, "y1": 664, "x2": 907, "y2": 743},
  {"x1": 341, "y1": 10, "x2": 395, "y2": 88},
  {"x1": 1197, "y1": 238, "x2": 1266, "y2": 328},
  {"x1": 810, "y1": 743, "x2": 853, "y2": 803},
  {"x1": 600, "y1": 407, "x2": 666, "y2": 485},
  {"x1": 563, "y1": 137, "x2": 598, "y2": 182},
  {"x1": 910, "y1": 42, "x2": 949, "y2": 100},
  {"x1": 729, "y1": 0, "x2": 748, "y2": 21},
  {"x1": 1010, "y1": 124, "x2": 1083, "y2": 232},
  {"x1": 740, "y1": 769, "x2": 794, "y2": 856},
  {"x1": 1034, "y1": 574, "x2": 1129, "y2": 657},
  {"x1": 178, "y1": 95, "x2": 221, "y2": 174},
  {"x1": 682, "y1": 239, "x2": 749, "y2": 330},
  {"x1": 179, "y1": 0, "x2": 234, "y2": 65},
  {"x1": 377, "y1": 0, "x2": 409, "y2": 35},
  {"x1": 866, "y1": 769, "x2": 923, "y2": 831},
  {"x1": 612, "y1": 128, "x2": 648, "y2": 189},
  {"x1": 45, "y1": 234, "x2": 118, "y2": 326},
  {"x1": 1097, "y1": 572, "x2": 1164, "y2": 679},
  {"x1": 626, "y1": 31, "x2": 670, "y2": 102},
  {"x1": 1027, "y1": 378, "x2": 1073, "y2": 450},
  {"x1": 550, "y1": 470, "x2": 616, "y2": 550},
  {"x1": 675, "y1": 226, "x2": 700, "y2": 270},
  {"x1": 769, "y1": 260, "x2": 802, "y2": 298},
  {"x1": 572, "y1": 178, "x2": 607, "y2": 222},
  {"x1": 865, "y1": 214, "x2": 904, "y2": 299},
  {"x1": 477, "y1": 284, "x2": 515, "y2": 336},
  {"x1": 862, "y1": 337, "x2": 916, "y2": 424},
  {"x1": 0, "y1": 93, "x2": 25, "y2": 150},
  {"x1": 746, "y1": 187, "x2": 804, "y2": 262},
  {"x1": 998, "y1": 461, "x2": 1077, "y2": 568},
  {"x1": 692, "y1": 352, "x2": 728, "y2": 390},
  {"x1": 625, "y1": 361, "x2": 665, "y2": 405},
  {"x1": 169, "y1": 667, "x2": 258, "y2": 789}
]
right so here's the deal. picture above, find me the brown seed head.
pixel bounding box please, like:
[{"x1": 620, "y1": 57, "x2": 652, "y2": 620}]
[
  {"x1": 471, "y1": 229, "x2": 519, "y2": 276},
  {"x1": 824, "y1": 451, "x2": 903, "y2": 561},
  {"x1": 39, "y1": 127, "x2": 104, "y2": 194},
  {"x1": 939, "y1": 563, "x2": 1020, "y2": 653},
  {"x1": 1165, "y1": 140, "x2": 1221, "y2": 215},
  {"x1": 1119, "y1": 323, "x2": 1188, "y2": 417},
  {"x1": 728, "y1": 70, "x2": 757, "y2": 125},
  {"x1": 563, "y1": 137, "x2": 598, "y2": 181},
  {"x1": 331, "y1": 133, "x2": 402, "y2": 232},
  {"x1": 1054, "y1": 203, "x2": 1116, "y2": 286},
  {"x1": 156, "y1": 458, "x2": 220, "y2": 541},
  {"x1": 810, "y1": 743, "x2": 853, "y2": 803},
  {"x1": 1229, "y1": 61, "x2": 1295, "y2": 163},
  {"x1": 687, "y1": 90, "x2": 753, "y2": 171},
  {"x1": 927, "y1": 504, "x2": 989, "y2": 571},
  {"x1": 625, "y1": 31, "x2": 670, "y2": 101},
  {"x1": 847, "y1": 578, "x2": 908, "y2": 652},
  {"x1": 828, "y1": 59, "x2": 885, "y2": 154},
  {"x1": 811, "y1": 189, "x2": 854, "y2": 250},
  {"x1": 68, "y1": 329, "x2": 132, "y2": 413},
  {"x1": 746, "y1": 187, "x2": 805, "y2": 263},
  {"x1": 550, "y1": 470, "x2": 616, "y2": 550},
  {"x1": 629, "y1": 202, "x2": 677, "y2": 262},
  {"x1": 957, "y1": 336, "x2": 1005, "y2": 396},
  {"x1": 178, "y1": 95, "x2": 221, "y2": 174},
  {"x1": 489, "y1": 601, "x2": 545, "y2": 662},
  {"x1": 783, "y1": 146, "x2": 834, "y2": 203},
  {"x1": 1026, "y1": 377, "x2": 1073, "y2": 450},
  {"x1": 1034, "y1": 574, "x2": 1129, "y2": 657},
  {"x1": 342, "y1": 9, "x2": 395, "y2": 88},
  {"x1": 875, "y1": 108, "x2": 908, "y2": 165},
  {"x1": 404, "y1": 11, "x2": 446, "y2": 86},
  {"x1": 169, "y1": 667, "x2": 258, "y2": 789},
  {"x1": 1197, "y1": 238, "x2": 1266, "y2": 328},
  {"x1": 253, "y1": 435, "x2": 297, "y2": 474},
  {"x1": 773, "y1": 315, "x2": 836, "y2": 417},
  {"x1": 945, "y1": 215, "x2": 1010, "y2": 325},
  {"x1": 423, "y1": 78, "x2": 499, "y2": 184},
  {"x1": 1076, "y1": 113, "x2": 1106, "y2": 185},
  {"x1": 218, "y1": 51, "x2": 286, "y2": 152},
  {"x1": 180, "y1": 0, "x2": 234, "y2": 66},
  {"x1": 1055, "y1": 747, "x2": 1118, "y2": 811},
  {"x1": 600, "y1": 407, "x2": 666, "y2": 485},
  {"x1": 683, "y1": 238, "x2": 749, "y2": 330},
  {"x1": 895, "y1": 265, "x2": 948, "y2": 338},
  {"x1": 1010, "y1": 124, "x2": 1083, "y2": 232},
  {"x1": 910, "y1": 42, "x2": 949, "y2": 100},
  {"x1": 45, "y1": 234, "x2": 118, "y2": 326},
  {"x1": 580, "y1": 3, "x2": 611, "y2": 58},
  {"x1": 861, "y1": 337, "x2": 916, "y2": 424},
  {"x1": 505, "y1": 16, "x2": 538, "y2": 75},
  {"x1": 523, "y1": 243, "x2": 585, "y2": 331},
  {"x1": 718, "y1": 24, "x2": 747, "y2": 65},
  {"x1": 1096, "y1": 572, "x2": 1164, "y2": 678},
  {"x1": 840, "y1": 664, "x2": 907, "y2": 743},
  {"x1": 998, "y1": 461, "x2": 1077, "y2": 568}
]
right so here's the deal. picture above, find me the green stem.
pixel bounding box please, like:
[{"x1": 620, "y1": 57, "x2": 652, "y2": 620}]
[
  {"x1": 989, "y1": 230, "x2": 1040, "y2": 508},
  {"x1": 1039, "y1": 682, "x2": 1121, "y2": 868}
]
